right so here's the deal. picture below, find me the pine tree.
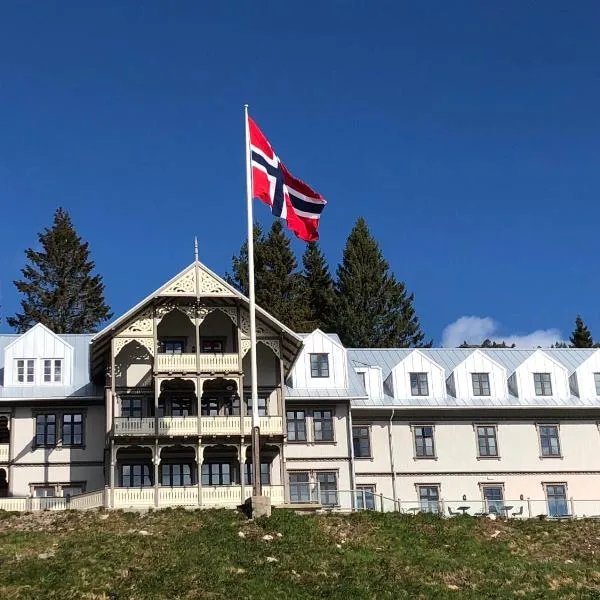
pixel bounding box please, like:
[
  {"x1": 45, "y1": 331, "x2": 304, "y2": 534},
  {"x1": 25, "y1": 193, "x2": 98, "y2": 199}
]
[
  {"x1": 8, "y1": 208, "x2": 112, "y2": 333},
  {"x1": 570, "y1": 315, "x2": 594, "y2": 348},
  {"x1": 333, "y1": 217, "x2": 428, "y2": 348},
  {"x1": 296, "y1": 242, "x2": 336, "y2": 332},
  {"x1": 226, "y1": 221, "x2": 308, "y2": 330}
]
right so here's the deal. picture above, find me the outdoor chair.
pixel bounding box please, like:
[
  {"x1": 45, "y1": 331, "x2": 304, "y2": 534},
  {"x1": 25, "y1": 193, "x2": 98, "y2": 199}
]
[{"x1": 512, "y1": 506, "x2": 524, "y2": 517}]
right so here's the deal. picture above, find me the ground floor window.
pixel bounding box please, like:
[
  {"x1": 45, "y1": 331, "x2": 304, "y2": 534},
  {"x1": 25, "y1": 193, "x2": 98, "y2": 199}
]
[
  {"x1": 62, "y1": 486, "x2": 83, "y2": 498},
  {"x1": 201, "y1": 462, "x2": 234, "y2": 486},
  {"x1": 289, "y1": 472, "x2": 310, "y2": 503},
  {"x1": 244, "y1": 462, "x2": 270, "y2": 486},
  {"x1": 418, "y1": 485, "x2": 440, "y2": 513},
  {"x1": 34, "y1": 486, "x2": 55, "y2": 498},
  {"x1": 161, "y1": 463, "x2": 193, "y2": 486},
  {"x1": 317, "y1": 472, "x2": 338, "y2": 506},
  {"x1": 482, "y1": 485, "x2": 504, "y2": 514},
  {"x1": 121, "y1": 464, "x2": 152, "y2": 487},
  {"x1": 546, "y1": 484, "x2": 569, "y2": 517},
  {"x1": 356, "y1": 485, "x2": 376, "y2": 510}
]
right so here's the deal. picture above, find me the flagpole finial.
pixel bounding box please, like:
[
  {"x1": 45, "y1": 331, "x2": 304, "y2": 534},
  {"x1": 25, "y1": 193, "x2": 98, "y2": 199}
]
[{"x1": 194, "y1": 236, "x2": 199, "y2": 262}]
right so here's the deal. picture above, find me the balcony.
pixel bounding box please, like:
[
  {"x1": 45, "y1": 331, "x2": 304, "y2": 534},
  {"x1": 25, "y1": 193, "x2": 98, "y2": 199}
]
[
  {"x1": 155, "y1": 353, "x2": 240, "y2": 373},
  {"x1": 0, "y1": 444, "x2": 8, "y2": 462},
  {"x1": 113, "y1": 416, "x2": 284, "y2": 437}
]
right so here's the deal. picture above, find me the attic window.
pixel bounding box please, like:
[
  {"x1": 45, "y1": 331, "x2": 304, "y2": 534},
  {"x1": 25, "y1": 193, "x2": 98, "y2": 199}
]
[
  {"x1": 310, "y1": 353, "x2": 330, "y2": 378},
  {"x1": 16, "y1": 359, "x2": 35, "y2": 383},
  {"x1": 43, "y1": 359, "x2": 63, "y2": 383}
]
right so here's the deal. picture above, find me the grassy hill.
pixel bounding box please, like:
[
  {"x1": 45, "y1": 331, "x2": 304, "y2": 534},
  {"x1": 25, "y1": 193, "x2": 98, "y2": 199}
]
[{"x1": 2, "y1": 508, "x2": 600, "y2": 599}]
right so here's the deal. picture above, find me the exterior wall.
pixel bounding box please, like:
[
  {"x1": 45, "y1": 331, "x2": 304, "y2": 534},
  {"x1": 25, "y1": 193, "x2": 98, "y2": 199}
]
[
  {"x1": 451, "y1": 350, "x2": 508, "y2": 400},
  {"x1": 243, "y1": 344, "x2": 278, "y2": 387},
  {"x1": 391, "y1": 350, "x2": 446, "y2": 400},
  {"x1": 356, "y1": 367, "x2": 383, "y2": 400},
  {"x1": 291, "y1": 330, "x2": 347, "y2": 390},
  {"x1": 513, "y1": 350, "x2": 569, "y2": 399},
  {"x1": 9, "y1": 404, "x2": 106, "y2": 496},
  {"x1": 3, "y1": 324, "x2": 73, "y2": 387},
  {"x1": 575, "y1": 350, "x2": 600, "y2": 398}
]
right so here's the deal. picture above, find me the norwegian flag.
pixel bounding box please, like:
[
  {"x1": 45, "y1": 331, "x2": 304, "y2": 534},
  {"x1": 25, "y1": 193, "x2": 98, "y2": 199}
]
[{"x1": 248, "y1": 116, "x2": 327, "y2": 242}]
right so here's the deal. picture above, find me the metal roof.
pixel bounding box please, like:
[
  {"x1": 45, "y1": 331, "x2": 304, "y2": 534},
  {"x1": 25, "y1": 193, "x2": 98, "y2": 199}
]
[{"x1": 0, "y1": 333, "x2": 102, "y2": 399}]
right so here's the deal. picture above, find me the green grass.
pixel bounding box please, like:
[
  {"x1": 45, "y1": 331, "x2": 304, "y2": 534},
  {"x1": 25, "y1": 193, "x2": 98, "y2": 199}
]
[{"x1": 2, "y1": 509, "x2": 600, "y2": 599}]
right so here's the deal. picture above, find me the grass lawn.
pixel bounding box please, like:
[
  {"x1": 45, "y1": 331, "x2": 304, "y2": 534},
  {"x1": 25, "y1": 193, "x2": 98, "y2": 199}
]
[{"x1": 1, "y1": 508, "x2": 600, "y2": 599}]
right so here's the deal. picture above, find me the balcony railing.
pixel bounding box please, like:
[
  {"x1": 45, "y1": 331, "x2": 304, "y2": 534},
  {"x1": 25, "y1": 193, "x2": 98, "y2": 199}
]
[
  {"x1": 155, "y1": 353, "x2": 240, "y2": 373},
  {"x1": 0, "y1": 444, "x2": 9, "y2": 462},
  {"x1": 113, "y1": 416, "x2": 284, "y2": 437}
]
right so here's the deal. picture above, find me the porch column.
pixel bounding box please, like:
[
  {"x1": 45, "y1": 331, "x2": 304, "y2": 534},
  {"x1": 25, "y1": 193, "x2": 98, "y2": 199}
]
[
  {"x1": 109, "y1": 440, "x2": 116, "y2": 509},
  {"x1": 196, "y1": 443, "x2": 204, "y2": 507},
  {"x1": 154, "y1": 443, "x2": 160, "y2": 508},
  {"x1": 239, "y1": 442, "x2": 250, "y2": 503}
]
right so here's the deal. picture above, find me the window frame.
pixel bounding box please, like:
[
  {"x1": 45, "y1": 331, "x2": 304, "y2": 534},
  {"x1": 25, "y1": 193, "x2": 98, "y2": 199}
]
[
  {"x1": 356, "y1": 485, "x2": 377, "y2": 510},
  {"x1": 594, "y1": 373, "x2": 600, "y2": 396},
  {"x1": 200, "y1": 337, "x2": 226, "y2": 353},
  {"x1": 417, "y1": 484, "x2": 441, "y2": 514},
  {"x1": 480, "y1": 483, "x2": 505, "y2": 515},
  {"x1": 201, "y1": 462, "x2": 235, "y2": 486},
  {"x1": 161, "y1": 463, "x2": 194, "y2": 487},
  {"x1": 537, "y1": 423, "x2": 562, "y2": 458},
  {"x1": 35, "y1": 414, "x2": 57, "y2": 447},
  {"x1": 316, "y1": 471, "x2": 338, "y2": 506},
  {"x1": 286, "y1": 409, "x2": 307, "y2": 442},
  {"x1": 412, "y1": 424, "x2": 436, "y2": 459},
  {"x1": 309, "y1": 353, "x2": 330, "y2": 378},
  {"x1": 471, "y1": 372, "x2": 491, "y2": 396},
  {"x1": 121, "y1": 463, "x2": 153, "y2": 488},
  {"x1": 352, "y1": 425, "x2": 372, "y2": 458},
  {"x1": 313, "y1": 409, "x2": 335, "y2": 442},
  {"x1": 61, "y1": 413, "x2": 84, "y2": 447},
  {"x1": 533, "y1": 372, "x2": 553, "y2": 396},
  {"x1": 288, "y1": 471, "x2": 311, "y2": 504},
  {"x1": 475, "y1": 423, "x2": 499, "y2": 458},
  {"x1": 43, "y1": 358, "x2": 63, "y2": 384},
  {"x1": 409, "y1": 372, "x2": 429, "y2": 396},
  {"x1": 16, "y1": 359, "x2": 36, "y2": 384},
  {"x1": 121, "y1": 396, "x2": 143, "y2": 418},
  {"x1": 544, "y1": 482, "x2": 569, "y2": 517},
  {"x1": 159, "y1": 339, "x2": 186, "y2": 354},
  {"x1": 244, "y1": 462, "x2": 271, "y2": 486}
]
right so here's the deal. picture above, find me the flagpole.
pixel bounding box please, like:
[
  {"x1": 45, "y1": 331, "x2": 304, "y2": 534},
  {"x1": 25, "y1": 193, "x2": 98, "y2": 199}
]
[{"x1": 244, "y1": 104, "x2": 262, "y2": 497}]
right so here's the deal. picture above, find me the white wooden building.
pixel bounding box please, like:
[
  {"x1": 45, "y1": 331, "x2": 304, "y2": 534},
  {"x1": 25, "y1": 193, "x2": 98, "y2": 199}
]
[{"x1": 2, "y1": 259, "x2": 600, "y2": 517}]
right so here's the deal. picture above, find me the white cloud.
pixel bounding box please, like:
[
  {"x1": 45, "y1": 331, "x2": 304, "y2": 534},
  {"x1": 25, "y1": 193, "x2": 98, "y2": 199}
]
[{"x1": 441, "y1": 316, "x2": 563, "y2": 348}]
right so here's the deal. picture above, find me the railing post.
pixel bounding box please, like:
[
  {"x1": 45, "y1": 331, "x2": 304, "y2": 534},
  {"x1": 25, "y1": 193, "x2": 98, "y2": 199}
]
[
  {"x1": 570, "y1": 497, "x2": 576, "y2": 518},
  {"x1": 527, "y1": 497, "x2": 532, "y2": 518},
  {"x1": 379, "y1": 493, "x2": 384, "y2": 513},
  {"x1": 441, "y1": 498, "x2": 446, "y2": 517}
]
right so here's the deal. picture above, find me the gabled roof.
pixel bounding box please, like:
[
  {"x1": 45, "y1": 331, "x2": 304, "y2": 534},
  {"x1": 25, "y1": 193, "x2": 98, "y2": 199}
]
[
  {"x1": 3, "y1": 322, "x2": 74, "y2": 352},
  {"x1": 544, "y1": 348, "x2": 598, "y2": 375},
  {"x1": 91, "y1": 260, "x2": 303, "y2": 378}
]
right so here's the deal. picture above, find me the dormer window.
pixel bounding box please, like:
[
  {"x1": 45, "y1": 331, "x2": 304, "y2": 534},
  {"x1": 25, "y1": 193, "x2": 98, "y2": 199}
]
[
  {"x1": 594, "y1": 373, "x2": 600, "y2": 396},
  {"x1": 534, "y1": 373, "x2": 553, "y2": 396},
  {"x1": 310, "y1": 353, "x2": 329, "y2": 378},
  {"x1": 43, "y1": 359, "x2": 62, "y2": 383},
  {"x1": 472, "y1": 373, "x2": 490, "y2": 396},
  {"x1": 410, "y1": 372, "x2": 429, "y2": 396},
  {"x1": 16, "y1": 359, "x2": 35, "y2": 383}
]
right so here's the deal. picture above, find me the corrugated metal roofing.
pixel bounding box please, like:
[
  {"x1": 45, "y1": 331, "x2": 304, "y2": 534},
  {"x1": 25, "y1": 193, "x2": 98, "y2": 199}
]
[{"x1": 0, "y1": 333, "x2": 102, "y2": 399}]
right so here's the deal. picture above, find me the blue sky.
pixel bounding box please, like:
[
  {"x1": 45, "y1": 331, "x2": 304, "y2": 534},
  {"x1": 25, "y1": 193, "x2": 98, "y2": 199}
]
[{"x1": 1, "y1": 1, "x2": 599, "y2": 345}]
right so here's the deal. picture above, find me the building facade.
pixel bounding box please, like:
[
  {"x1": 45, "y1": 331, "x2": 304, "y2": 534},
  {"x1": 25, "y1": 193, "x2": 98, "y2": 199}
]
[{"x1": 2, "y1": 260, "x2": 600, "y2": 517}]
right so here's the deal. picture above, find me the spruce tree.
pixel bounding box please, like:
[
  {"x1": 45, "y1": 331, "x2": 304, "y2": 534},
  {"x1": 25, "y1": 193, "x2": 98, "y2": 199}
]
[
  {"x1": 8, "y1": 208, "x2": 112, "y2": 333},
  {"x1": 226, "y1": 224, "x2": 266, "y2": 297},
  {"x1": 333, "y1": 217, "x2": 428, "y2": 348},
  {"x1": 297, "y1": 242, "x2": 336, "y2": 332},
  {"x1": 570, "y1": 315, "x2": 594, "y2": 348}
]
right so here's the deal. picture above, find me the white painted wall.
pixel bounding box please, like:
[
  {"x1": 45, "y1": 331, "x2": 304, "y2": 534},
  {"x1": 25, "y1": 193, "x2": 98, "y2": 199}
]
[
  {"x1": 574, "y1": 350, "x2": 600, "y2": 399},
  {"x1": 3, "y1": 324, "x2": 73, "y2": 386},
  {"x1": 451, "y1": 350, "x2": 508, "y2": 400},
  {"x1": 291, "y1": 330, "x2": 347, "y2": 390},
  {"x1": 355, "y1": 367, "x2": 383, "y2": 400},
  {"x1": 512, "y1": 350, "x2": 569, "y2": 399},
  {"x1": 391, "y1": 350, "x2": 446, "y2": 400}
]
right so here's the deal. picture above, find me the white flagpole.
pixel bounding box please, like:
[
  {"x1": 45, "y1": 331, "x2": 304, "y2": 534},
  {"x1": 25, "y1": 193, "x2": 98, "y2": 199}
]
[{"x1": 244, "y1": 104, "x2": 262, "y2": 497}]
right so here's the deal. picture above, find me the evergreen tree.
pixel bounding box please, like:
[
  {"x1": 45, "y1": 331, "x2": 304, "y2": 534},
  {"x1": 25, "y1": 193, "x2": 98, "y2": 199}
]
[
  {"x1": 459, "y1": 339, "x2": 516, "y2": 348},
  {"x1": 570, "y1": 315, "x2": 594, "y2": 348},
  {"x1": 333, "y1": 217, "x2": 428, "y2": 348},
  {"x1": 296, "y1": 242, "x2": 336, "y2": 332},
  {"x1": 226, "y1": 221, "x2": 308, "y2": 330},
  {"x1": 8, "y1": 208, "x2": 112, "y2": 333}
]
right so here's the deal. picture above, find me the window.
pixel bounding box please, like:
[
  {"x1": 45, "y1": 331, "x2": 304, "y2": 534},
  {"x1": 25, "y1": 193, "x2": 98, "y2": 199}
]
[
  {"x1": 122, "y1": 464, "x2": 152, "y2": 487},
  {"x1": 356, "y1": 485, "x2": 376, "y2": 510},
  {"x1": 161, "y1": 464, "x2": 193, "y2": 486},
  {"x1": 246, "y1": 396, "x2": 267, "y2": 417},
  {"x1": 171, "y1": 399, "x2": 193, "y2": 417},
  {"x1": 201, "y1": 463, "x2": 232, "y2": 486},
  {"x1": 482, "y1": 485, "x2": 504, "y2": 514},
  {"x1": 413, "y1": 425, "x2": 435, "y2": 458},
  {"x1": 289, "y1": 472, "x2": 310, "y2": 503},
  {"x1": 62, "y1": 486, "x2": 83, "y2": 498},
  {"x1": 62, "y1": 414, "x2": 83, "y2": 446},
  {"x1": 352, "y1": 426, "x2": 371, "y2": 458},
  {"x1": 410, "y1": 373, "x2": 429, "y2": 396},
  {"x1": 310, "y1": 353, "x2": 329, "y2": 378},
  {"x1": 244, "y1": 462, "x2": 270, "y2": 485},
  {"x1": 313, "y1": 409, "x2": 334, "y2": 442},
  {"x1": 472, "y1": 373, "x2": 490, "y2": 396},
  {"x1": 358, "y1": 372, "x2": 367, "y2": 391},
  {"x1": 539, "y1": 425, "x2": 561, "y2": 457},
  {"x1": 418, "y1": 485, "x2": 440, "y2": 513},
  {"x1": 287, "y1": 410, "x2": 306, "y2": 441},
  {"x1": 161, "y1": 340, "x2": 185, "y2": 354},
  {"x1": 595, "y1": 373, "x2": 600, "y2": 396},
  {"x1": 534, "y1": 373, "x2": 553, "y2": 396},
  {"x1": 476, "y1": 425, "x2": 498, "y2": 457},
  {"x1": 201, "y1": 399, "x2": 220, "y2": 416},
  {"x1": 16, "y1": 359, "x2": 35, "y2": 383},
  {"x1": 122, "y1": 397, "x2": 143, "y2": 418},
  {"x1": 317, "y1": 472, "x2": 338, "y2": 506},
  {"x1": 546, "y1": 484, "x2": 569, "y2": 517},
  {"x1": 34, "y1": 486, "x2": 55, "y2": 498},
  {"x1": 35, "y1": 414, "x2": 56, "y2": 447},
  {"x1": 43, "y1": 359, "x2": 62, "y2": 383},
  {"x1": 201, "y1": 339, "x2": 224, "y2": 353}
]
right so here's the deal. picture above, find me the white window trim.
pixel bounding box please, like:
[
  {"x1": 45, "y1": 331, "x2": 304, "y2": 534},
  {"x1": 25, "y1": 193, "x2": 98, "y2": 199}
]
[
  {"x1": 42, "y1": 358, "x2": 63, "y2": 384},
  {"x1": 15, "y1": 358, "x2": 36, "y2": 385}
]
